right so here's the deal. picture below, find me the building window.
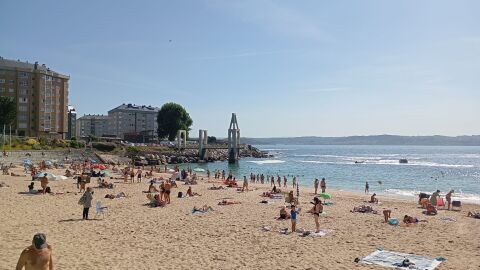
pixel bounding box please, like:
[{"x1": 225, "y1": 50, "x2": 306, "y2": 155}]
[
  {"x1": 19, "y1": 97, "x2": 28, "y2": 103},
  {"x1": 18, "y1": 115, "x2": 27, "y2": 121},
  {"x1": 19, "y1": 105, "x2": 28, "y2": 112},
  {"x1": 19, "y1": 72, "x2": 28, "y2": 77},
  {"x1": 18, "y1": 122, "x2": 27, "y2": 129},
  {"x1": 20, "y1": 81, "x2": 28, "y2": 86},
  {"x1": 20, "y1": 88, "x2": 27, "y2": 95},
  {"x1": 9, "y1": 80, "x2": 14, "y2": 83},
  {"x1": 8, "y1": 88, "x2": 14, "y2": 93},
  {"x1": 0, "y1": 79, "x2": 5, "y2": 83},
  {"x1": 0, "y1": 87, "x2": 4, "y2": 92}
]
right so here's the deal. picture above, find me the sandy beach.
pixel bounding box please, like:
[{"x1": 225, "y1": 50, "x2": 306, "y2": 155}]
[{"x1": 1, "y1": 166, "x2": 479, "y2": 270}]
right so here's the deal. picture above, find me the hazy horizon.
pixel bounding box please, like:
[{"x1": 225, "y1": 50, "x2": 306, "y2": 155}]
[{"x1": 1, "y1": 0, "x2": 479, "y2": 138}]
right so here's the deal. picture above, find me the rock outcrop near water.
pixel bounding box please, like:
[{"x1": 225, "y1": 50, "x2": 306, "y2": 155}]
[{"x1": 127, "y1": 145, "x2": 271, "y2": 165}]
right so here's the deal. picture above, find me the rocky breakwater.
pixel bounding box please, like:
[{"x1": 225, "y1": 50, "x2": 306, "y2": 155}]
[{"x1": 130, "y1": 145, "x2": 272, "y2": 165}]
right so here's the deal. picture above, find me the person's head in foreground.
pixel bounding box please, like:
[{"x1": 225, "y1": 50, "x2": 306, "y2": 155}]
[
  {"x1": 44, "y1": 173, "x2": 47, "y2": 177},
  {"x1": 33, "y1": 233, "x2": 47, "y2": 249}
]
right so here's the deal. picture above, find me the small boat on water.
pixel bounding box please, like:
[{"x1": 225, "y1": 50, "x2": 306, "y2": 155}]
[
  {"x1": 399, "y1": 159, "x2": 408, "y2": 164},
  {"x1": 354, "y1": 161, "x2": 365, "y2": 164}
]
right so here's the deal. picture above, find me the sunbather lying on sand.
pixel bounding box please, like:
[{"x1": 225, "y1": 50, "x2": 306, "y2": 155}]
[
  {"x1": 105, "y1": 192, "x2": 127, "y2": 199},
  {"x1": 403, "y1": 215, "x2": 427, "y2": 224},
  {"x1": 218, "y1": 200, "x2": 241, "y2": 205},
  {"x1": 208, "y1": 185, "x2": 225, "y2": 190},
  {"x1": 467, "y1": 211, "x2": 480, "y2": 219},
  {"x1": 192, "y1": 205, "x2": 214, "y2": 213},
  {"x1": 351, "y1": 205, "x2": 377, "y2": 214}
]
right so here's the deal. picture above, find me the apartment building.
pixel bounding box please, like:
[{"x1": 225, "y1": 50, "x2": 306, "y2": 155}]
[
  {"x1": 76, "y1": 114, "x2": 109, "y2": 138},
  {"x1": 0, "y1": 57, "x2": 69, "y2": 138},
  {"x1": 108, "y1": 103, "x2": 159, "y2": 141}
]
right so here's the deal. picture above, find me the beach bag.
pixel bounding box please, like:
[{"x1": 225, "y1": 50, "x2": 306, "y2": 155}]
[
  {"x1": 177, "y1": 192, "x2": 183, "y2": 198},
  {"x1": 78, "y1": 194, "x2": 86, "y2": 205}
]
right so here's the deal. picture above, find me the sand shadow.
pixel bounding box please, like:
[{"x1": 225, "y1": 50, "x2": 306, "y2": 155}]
[{"x1": 59, "y1": 218, "x2": 101, "y2": 223}]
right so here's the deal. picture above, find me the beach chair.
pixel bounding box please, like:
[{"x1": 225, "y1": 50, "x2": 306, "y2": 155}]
[
  {"x1": 95, "y1": 201, "x2": 108, "y2": 219},
  {"x1": 436, "y1": 198, "x2": 445, "y2": 209},
  {"x1": 452, "y1": 201, "x2": 462, "y2": 211}
]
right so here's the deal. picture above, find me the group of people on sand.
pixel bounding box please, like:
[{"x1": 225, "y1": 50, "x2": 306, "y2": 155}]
[{"x1": 277, "y1": 197, "x2": 324, "y2": 234}]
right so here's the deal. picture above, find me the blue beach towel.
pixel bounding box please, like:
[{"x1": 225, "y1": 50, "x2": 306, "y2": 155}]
[{"x1": 361, "y1": 249, "x2": 445, "y2": 270}]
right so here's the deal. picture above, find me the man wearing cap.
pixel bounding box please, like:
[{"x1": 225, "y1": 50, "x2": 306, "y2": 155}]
[{"x1": 16, "y1": 233, "x2": 53, "y2": 270}]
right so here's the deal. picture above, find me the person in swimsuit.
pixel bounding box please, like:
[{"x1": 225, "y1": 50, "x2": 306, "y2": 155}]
[
  {"x1": 320, "y1": 178, "x2": 326, "y2": 193},
  {"x1": 446, "y1": 190, "x2": 454, "y2": 210},
  {"x1": 290, "y1": 204, "x2": 299, "y2": 232},
  {"x1": 292, "y1": 176, "x2": 296, "y2": 189},
  {"x1": 308, "y1": 197, "x2": 323, "y2": 233},
  {"x1": 137, "y1": 169, "x2": 142, "y2": 183},
  {"x1": 279, "y1": 206, "x2": 290, "y2": 220},
  {"x1": 369, "y1": 193, "x2": 378, "y2": 203},
  {"x1": 365, "y1": 181, "x2": 369, "y2": 194},
  {"x1": 159, "y1": 181, "x2": 165, "y2": 201},
  {"x1": 283, "y1": 176, "x2": 287, "y2": 188},
  {"x1": 164, "y1": 181, "x2": 172, "y2": 204},
  {"x1": 314, "y1": 178, "x2": 319, "y2": 194}
]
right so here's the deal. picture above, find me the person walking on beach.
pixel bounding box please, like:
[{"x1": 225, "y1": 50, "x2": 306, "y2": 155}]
[
  {"x1": 79, "y1": 187, "x2": 94, "y2": 220},
  {"x1": 292, "y1": 176, "x2": 297, "y2": 189},
  {"x1": 277, "y1": 175, "x2": 281, "y2": 187},
  {"x1": 365, "y1": 181, "x2": 369, "y2": 194},
  {"x1": 446, "y1": 190, "x2": 454, "y2": 210},
  {"x1": 291, "y1": 204, "x2": 299, "y2": 233},
  {"x1": 270, "y1": 176, "x2": 274, "y2": 187},
  {"x1": 242, "y1": 176, "x2": 248, "y2": 192},
  {"x1": 40, "y1": 173, "x2": 49, "y2": 195},
  {"x1": 130, "y1": 169, "x2": 135, "y2": 183},
  {"x1": 283, "y1": 176, "x2": 287, "y2": 188},
  {"x1": 16, "y1": 233, "x2": 53, "y2": 270},
  {"x1": 320, "y1": 178, "x2": 326, "y2": 193},
  {"x1": 314, "y1": 178, "x2": 319, "y2": 194}
]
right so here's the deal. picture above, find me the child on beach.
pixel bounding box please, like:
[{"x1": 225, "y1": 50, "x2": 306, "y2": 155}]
[{"x1": 291, "y1": 204, "x2": 299, "y2": 233}]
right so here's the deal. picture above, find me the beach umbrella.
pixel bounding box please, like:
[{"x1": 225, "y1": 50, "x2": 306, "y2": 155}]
[
  {"x1": 53, "y1": 175, "x2": 68, "y2": 181},
  {"x1": 93, "y1": 164, "x2": 106, "y2": 170},
  {"x1": 22, "y1": 159, "x2": 32, "y2": 165},
  {"x1": 34, "y1": 172, "x2": 56, "y2": 179},
  {"x1": 318, "y1": 193, "x2": 332, "y2": 199}
]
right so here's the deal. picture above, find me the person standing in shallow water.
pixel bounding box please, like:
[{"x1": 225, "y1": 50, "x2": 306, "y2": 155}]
[
  {"x1": 365, "y1": 181, "x2": 369, "y2": 194},
  {"x1": 314, "y1": 178, "x2": 319, "y2": 194}
]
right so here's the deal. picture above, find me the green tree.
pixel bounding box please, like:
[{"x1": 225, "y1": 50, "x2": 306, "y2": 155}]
[
  {"x1": 157, "y1": 103, "x2": 193, "y2": 141},
  {"x1": 0, "y1": 97, "x2": 16, "y2": 128}
]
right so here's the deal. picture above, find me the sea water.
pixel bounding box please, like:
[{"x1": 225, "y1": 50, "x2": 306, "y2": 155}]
[{"x1": 182, "y1": 145, "x2": 480, "y2": 204}]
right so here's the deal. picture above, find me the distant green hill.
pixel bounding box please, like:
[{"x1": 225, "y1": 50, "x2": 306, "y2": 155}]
[{"x1": 241, "y1": 135, "x2": 480, "y2": 146}]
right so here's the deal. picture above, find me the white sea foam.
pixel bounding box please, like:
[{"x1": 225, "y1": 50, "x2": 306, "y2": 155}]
[
  {"x1": 247, "y1": 160, "x2": 286, "y2": 165},
  {"x1": 297, "y1": 159, "x2": 475, "y2": 168},
  {"x1": 384, "y1": 189, "x2": 480, "y2": 205}
]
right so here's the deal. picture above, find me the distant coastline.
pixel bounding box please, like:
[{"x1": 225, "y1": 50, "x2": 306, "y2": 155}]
[{"x1": 241, "y1": 135, "x2": 480, "y2": 146}]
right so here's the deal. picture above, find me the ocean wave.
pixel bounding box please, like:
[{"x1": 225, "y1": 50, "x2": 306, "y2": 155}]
[
  {"x1": 247, "y1": 160, "x2": 286, "y2": 165},
  {"x1": 384, "y1": 189, "x2": 480, "y2": 205}
]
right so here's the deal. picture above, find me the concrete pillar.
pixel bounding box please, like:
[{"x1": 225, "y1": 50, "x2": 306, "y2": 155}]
[
  {"x1": 227, "y1": 113, "x2": 240, "y2": 163},
  {"x1": 177, "y1": 130, "x2": 186, "y2": 150}
]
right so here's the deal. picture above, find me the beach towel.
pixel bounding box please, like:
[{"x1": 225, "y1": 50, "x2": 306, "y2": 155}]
[
  {"x1": 192, "y1": 208, "x2": 214, "y2": 215},
  {"x1": 300, "y1": 229, "x2": 333, "y2": 237},
  {"x1": 440, "y1": 217, "x2": 456, "y2": 222},
  {"x1": 361, "y1": 249, "x2": 445, "y2": 270}
]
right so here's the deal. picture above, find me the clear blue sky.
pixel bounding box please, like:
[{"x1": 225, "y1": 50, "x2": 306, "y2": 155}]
[{"x1": 1, "y1": 0, "x2": 479, "y2": 137}]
